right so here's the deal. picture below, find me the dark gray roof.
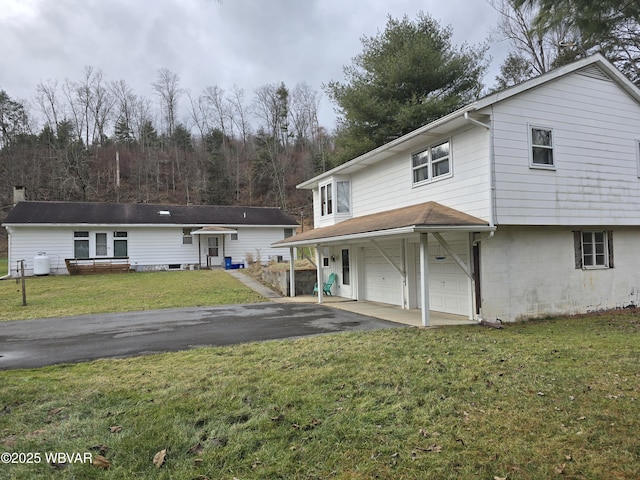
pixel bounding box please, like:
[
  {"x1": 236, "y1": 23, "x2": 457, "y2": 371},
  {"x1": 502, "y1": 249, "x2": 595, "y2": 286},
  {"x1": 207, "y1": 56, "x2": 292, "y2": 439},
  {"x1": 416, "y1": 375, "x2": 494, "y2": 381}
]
[{"x1": 3, "y1": 201, "x2": 298, "y2": 227}]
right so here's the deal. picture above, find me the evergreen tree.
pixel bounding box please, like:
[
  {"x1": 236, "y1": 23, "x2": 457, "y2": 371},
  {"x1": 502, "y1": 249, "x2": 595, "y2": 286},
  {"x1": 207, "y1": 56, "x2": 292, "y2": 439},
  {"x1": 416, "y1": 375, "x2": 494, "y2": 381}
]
[{"x1": 325, "y1": 12, "x2": 488, "y2": 162}]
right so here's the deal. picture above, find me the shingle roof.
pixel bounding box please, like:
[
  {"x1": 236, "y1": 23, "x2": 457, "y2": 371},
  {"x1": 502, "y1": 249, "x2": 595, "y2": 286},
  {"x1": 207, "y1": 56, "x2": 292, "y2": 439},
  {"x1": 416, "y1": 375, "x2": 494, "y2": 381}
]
[
  {"x1": 275, "y1": 201, "x2": 490, "y2": 246},
  {"x1": 3, "y1": 201, "x2": 298, "y2": 227}
]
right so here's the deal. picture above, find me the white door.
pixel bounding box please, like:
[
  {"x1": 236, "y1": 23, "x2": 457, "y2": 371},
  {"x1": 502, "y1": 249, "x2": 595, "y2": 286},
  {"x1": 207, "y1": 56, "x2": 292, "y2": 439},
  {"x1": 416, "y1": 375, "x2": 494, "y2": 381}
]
[
  {"x1": 95, "y1": 232, "x2": 108, "y2": 257},
  {"x1": 207, "y1": 236, "x2": 221, "y2": 267},
  {"x1": 339, "y1": 248, "x2": 352, "y2": 298}
]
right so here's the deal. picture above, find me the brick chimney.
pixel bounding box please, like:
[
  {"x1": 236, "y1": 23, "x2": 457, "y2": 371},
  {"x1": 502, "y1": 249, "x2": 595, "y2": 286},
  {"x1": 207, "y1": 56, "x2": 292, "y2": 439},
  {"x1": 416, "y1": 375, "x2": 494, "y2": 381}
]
[{"x1": 13, "y1": 186, "x2": 26, "y2": 205}]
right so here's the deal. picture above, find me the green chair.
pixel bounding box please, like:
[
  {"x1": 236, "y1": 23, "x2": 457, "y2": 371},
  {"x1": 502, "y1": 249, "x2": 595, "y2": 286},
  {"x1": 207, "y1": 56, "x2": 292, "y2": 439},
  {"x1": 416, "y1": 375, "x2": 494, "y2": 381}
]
[{"x1": 313, "y1": 273, "x2": 336, "y2": 296}]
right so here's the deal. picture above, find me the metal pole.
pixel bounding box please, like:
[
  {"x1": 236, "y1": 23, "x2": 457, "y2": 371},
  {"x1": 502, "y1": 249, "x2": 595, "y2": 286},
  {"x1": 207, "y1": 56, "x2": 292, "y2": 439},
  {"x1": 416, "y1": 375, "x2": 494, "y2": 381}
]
[{"x1": 20, "y1": 259, "x2": 27, "y2": 306}]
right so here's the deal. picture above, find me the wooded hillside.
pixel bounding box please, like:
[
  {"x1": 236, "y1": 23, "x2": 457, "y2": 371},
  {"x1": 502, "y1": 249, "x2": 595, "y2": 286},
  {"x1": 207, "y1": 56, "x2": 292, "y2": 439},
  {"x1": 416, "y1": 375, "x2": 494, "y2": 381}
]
[{"x1": 0, "y1": 71, "x2": 335, "y2": 236}]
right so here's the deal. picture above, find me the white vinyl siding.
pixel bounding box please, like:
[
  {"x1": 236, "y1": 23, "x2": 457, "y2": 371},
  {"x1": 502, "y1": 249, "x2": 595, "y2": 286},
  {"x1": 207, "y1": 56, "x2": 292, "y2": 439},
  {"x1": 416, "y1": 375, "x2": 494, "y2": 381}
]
[
  {"x1": 491, "y1": 70, "x2": 640, "y2": 225},
  {"x1": 348, "y1": 127, "x2": 491, "y2": 222},
  {"x1": 6, "y1": 225, "x2": 291, "y2": 276}
]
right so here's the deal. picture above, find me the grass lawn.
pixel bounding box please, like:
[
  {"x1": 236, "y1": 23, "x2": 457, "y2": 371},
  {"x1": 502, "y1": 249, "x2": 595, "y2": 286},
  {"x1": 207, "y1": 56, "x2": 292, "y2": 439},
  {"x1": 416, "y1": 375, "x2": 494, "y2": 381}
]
[
  {"x1": 0, "y1": 270, "x2": 266, "y2": 321},
  {"x1": 1, "y1": 311, "x2": 638, "y2": 479}
]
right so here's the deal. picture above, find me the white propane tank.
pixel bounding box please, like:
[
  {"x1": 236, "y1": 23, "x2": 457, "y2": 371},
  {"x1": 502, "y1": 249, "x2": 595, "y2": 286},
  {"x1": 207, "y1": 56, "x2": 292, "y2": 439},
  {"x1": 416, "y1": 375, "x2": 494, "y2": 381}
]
[{"x1": 33, "y1": 252, "x2": 51, "y2": 276}]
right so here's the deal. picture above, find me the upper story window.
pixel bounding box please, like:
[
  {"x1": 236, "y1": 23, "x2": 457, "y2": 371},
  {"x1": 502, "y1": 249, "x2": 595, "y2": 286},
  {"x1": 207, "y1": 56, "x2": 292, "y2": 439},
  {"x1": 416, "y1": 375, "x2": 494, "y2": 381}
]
[
  {"x1": 321, "y1": 184, "x2": 332, "y2": 216},
  {"x1": 336, "y1": 181, "x2": 351, "y2": 213},
  {"x1": 530, "y1": 126, "x2": 554, "y2": 168},
  {"x1": 320, "y1": 179, "x2": 351, "y2": 217},
  {"x1": 412, "y1": 140, "x2": 451, "y2": 185}
]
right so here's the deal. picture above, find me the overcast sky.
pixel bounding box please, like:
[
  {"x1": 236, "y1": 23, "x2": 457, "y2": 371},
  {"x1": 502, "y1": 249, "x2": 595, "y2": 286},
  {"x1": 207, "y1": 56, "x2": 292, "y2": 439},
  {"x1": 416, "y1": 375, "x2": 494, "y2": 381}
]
[{"x1": 0, "y1": 0, "x2": 509, "y2": 130}]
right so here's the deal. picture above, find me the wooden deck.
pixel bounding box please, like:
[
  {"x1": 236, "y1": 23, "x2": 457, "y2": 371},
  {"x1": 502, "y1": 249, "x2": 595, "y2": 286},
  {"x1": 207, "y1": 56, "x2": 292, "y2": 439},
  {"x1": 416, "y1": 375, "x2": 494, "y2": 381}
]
[{"x1": 65, "y1": 257, "x2": 131, "y2": 275}]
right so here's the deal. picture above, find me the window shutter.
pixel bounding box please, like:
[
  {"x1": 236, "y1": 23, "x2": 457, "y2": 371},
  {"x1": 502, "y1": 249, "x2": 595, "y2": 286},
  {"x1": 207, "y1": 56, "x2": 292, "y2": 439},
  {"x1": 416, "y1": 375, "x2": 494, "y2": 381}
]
[
  {"x1": 607, "y1": 231, "x2": 614, "y2": 268},
  {"x1": 573, "y1": 231, "x2": 582, "y2": 269}
]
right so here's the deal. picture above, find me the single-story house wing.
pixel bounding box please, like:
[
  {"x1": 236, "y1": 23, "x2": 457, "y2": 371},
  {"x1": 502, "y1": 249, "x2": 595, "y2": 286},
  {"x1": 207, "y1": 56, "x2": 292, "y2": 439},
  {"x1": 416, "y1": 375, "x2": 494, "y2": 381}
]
[{"x1": 2, "y1": 200, "x2": 298, "y2": 277}]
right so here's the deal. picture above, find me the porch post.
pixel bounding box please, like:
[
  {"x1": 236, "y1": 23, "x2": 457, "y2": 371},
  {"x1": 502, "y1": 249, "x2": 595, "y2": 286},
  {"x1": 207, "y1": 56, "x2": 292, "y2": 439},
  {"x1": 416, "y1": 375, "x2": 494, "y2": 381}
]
[
  {"x1": 315, "y1": 244, "x2": 323, "y2": 304},
  {"x1": 289, "y1": 247, "x2": 296, "y2": 297},
  {"x1": 420, "y1": 233, "x2": 430, "y2": 326}
]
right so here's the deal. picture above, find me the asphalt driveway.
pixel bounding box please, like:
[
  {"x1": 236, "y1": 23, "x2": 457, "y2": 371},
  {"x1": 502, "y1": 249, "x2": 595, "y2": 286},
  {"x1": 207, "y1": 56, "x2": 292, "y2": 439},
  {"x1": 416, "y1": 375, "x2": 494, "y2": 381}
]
[{"x1": 0, "y1": 302, "x2": 403, "y2": 370}]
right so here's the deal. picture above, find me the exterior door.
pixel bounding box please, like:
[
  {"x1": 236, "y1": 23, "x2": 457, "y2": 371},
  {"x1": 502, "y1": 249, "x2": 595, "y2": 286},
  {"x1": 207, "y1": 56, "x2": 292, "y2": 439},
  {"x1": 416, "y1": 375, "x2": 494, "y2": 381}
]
[
  {"x1": 206, "y1": 236, "x2": 221, "y2": 267},
  {"x1": 340, "y1": 248, "x2": 352, "y2": 298},
  {"x1": 95, "y1": 233, "x2": 108, "y2": 257}
]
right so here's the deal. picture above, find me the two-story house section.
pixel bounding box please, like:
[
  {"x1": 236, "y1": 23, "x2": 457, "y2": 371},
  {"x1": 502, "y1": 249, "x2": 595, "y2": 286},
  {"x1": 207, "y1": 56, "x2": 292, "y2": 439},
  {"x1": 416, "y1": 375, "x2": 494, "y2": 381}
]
[{"x1": 275, "y1": 54, "x2": 640, "y2": 324}]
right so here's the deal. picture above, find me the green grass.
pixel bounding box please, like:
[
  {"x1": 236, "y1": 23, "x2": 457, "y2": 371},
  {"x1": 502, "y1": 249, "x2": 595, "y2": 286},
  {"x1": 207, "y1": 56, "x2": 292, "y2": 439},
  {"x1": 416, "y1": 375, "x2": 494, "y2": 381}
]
[
  {"x1": 0, "y1": 270, "x2": 266, "y2": 321},
  {"x1": 1, "y1": 312, "x2": 639, "y2": 479}
]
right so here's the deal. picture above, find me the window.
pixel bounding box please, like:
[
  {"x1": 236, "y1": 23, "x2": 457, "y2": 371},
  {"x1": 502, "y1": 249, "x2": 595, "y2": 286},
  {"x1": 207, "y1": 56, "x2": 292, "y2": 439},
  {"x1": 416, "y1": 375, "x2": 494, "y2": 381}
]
[
  {"x1": 574, "y1": 231, "x2": 613, "y2": 269},
  {"x1": 284, "y1": 228, "x2": 294, "y2": 238},
  {"x1": 412, "y1": 140, "x2": 451, "y2": 185},
  {"x1": 182, "y1": 228, "x2": 193, "y2": 245},
  {"x1": 341, "y1": 249, "x2": 350, "y2": 285},
  {"x1": 114, "y1": 231, "x2": 128, "y2": 257},
  {"x1": 73, "y1": 231, "x2": 89, "y2": 259},
  {"x1": 321, "y1": 184, "x2": 333, "y2": 216},
  {"x1": 230, "y1": 233, "x2": 239, "y2": 241},
  {"x1": 336, "y1": 181, "x2": 351, "y2": 213},
  {"x1": 531, "y1": 126, "x2": 554, "y2": 167}
]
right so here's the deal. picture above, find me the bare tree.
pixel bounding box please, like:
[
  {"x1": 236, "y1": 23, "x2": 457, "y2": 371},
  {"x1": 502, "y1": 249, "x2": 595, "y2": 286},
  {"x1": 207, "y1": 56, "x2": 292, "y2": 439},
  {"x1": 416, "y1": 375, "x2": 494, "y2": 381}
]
[
  {"x1": 152, "y1": 68, "x2": 182, "y2": 138},
  {"x1": 490, "y1": 0, "x2": 571, "y2": 76},
  {"x1": 35, "y1": 79, "x2": 64, "y2": 133}
]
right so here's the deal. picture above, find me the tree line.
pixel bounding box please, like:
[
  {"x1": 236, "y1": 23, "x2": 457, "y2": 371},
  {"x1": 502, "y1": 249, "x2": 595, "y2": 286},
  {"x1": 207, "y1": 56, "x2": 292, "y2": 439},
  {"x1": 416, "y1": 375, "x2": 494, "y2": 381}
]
[
  {"x1": 1, "y1": 0, "x2": 638, "y2": 223},
  {"x1": 0, "y1": 69, "x2": 332, "y2": 225}
]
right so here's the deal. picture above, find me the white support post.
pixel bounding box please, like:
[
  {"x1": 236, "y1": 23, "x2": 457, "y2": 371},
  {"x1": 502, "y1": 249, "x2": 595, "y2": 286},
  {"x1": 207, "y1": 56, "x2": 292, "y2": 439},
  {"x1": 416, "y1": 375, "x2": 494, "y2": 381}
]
[
  {"x1": 315, "y1": 244, "x2": 323, "y2": 304},
  {"x1": 289, "y1": 247, "x2": 296, "y2": 297},
  {"x1": 420, "y1": 233, "x2": 430, "y2": 326}
]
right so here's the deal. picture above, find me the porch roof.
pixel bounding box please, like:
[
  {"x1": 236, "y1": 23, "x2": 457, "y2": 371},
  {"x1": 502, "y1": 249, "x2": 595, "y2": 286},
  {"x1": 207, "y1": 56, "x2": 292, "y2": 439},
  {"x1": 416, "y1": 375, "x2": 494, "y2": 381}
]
[
  {"x1": 274, "y1": 201, "x2": 493, "y2": 247},
  {"x1": 190, "y1": 226, "x2": 238, "y2": 235}
]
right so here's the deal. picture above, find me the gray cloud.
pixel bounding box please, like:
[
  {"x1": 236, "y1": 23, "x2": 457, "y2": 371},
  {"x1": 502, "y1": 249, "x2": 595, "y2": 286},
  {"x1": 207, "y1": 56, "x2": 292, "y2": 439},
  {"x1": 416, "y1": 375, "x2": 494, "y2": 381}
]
[{"x1": 0, "y1": 0, "x2": 507, "y2": 129}]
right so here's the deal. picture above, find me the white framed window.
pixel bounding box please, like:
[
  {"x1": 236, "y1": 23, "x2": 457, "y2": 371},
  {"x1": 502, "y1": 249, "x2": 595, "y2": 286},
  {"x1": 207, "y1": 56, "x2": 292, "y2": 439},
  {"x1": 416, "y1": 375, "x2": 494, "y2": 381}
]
[
  {"x1": 336, "y1": 181, "x2": 351, "y2": 213},
  {"x1": 320, "y1": 179, "x2": 351, "y2": 216},
  {"x1": 182, "y1": 228, "x2": 193, "y2": 245},
  {"x1": 530, "y1": 125, "x2": 554, "y2": 168},
  {"x1": 320, "y1": 184, "x2": 332, "y2": 216},
  {"x1": 114, "y1": 231, "x2": 128, "y2": 257},
  {"x1": 412, "y1": 140, "x2": 451, "y2": 185},
  {"x1": 574, "y1": 230, "x2": 613, "y2": 269},
  {"x1": 230, "y1": 233, "x2": 239, "y2": 241},
  {"x1": 73, "y1": 231, "x2": 89, "y2": 258}
]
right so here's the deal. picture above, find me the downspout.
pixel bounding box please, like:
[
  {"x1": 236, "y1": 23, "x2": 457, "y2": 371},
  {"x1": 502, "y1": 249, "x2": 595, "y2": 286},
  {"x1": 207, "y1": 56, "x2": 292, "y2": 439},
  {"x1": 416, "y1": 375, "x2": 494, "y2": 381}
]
[
  {"x1": 465, "y1": 110, "x2": 496, "y2": 321},
  {"x1": 464, "y1": 110, "x2": 496, "y2": 233},
  {"x1": 1, "y1": 228, "x2": 12, "y2": 280}
]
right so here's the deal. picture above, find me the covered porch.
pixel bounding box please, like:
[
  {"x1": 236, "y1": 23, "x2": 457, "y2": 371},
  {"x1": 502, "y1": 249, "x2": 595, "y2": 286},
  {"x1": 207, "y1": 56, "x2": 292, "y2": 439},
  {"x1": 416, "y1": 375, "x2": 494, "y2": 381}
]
[
  {"x1": 190, "y1": 226, "x2": 238, "y2": 269},
  {"x1": 274, "y1": 201, "x2": 495, "y2": 327}
]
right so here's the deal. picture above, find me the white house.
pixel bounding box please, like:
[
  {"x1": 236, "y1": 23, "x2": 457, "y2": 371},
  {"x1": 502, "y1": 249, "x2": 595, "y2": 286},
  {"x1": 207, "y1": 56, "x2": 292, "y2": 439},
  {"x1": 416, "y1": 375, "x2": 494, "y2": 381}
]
[
  {"x1": 275, "y1": 54, "x2": 640, "y2": 324},
  {"x1": 2, "y1": 199, "x2": 298, "y2": 277}
]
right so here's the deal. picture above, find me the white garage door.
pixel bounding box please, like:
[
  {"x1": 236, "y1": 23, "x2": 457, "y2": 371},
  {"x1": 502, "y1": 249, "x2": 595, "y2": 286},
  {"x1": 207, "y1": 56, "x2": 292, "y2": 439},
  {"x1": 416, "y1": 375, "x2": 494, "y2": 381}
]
[
  {"x1": 416, "y1": 235, "x2": 470, "y2": 316},
  {"x1": 362, "y1": 244, "x2": 403, "y2": 306}
]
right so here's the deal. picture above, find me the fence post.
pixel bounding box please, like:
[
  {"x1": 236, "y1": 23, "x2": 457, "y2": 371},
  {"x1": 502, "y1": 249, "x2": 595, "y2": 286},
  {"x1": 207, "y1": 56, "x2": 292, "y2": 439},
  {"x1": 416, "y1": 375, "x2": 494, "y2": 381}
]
[{"x1": 19, "y1": 259, "x2": 27, "y2": 306}]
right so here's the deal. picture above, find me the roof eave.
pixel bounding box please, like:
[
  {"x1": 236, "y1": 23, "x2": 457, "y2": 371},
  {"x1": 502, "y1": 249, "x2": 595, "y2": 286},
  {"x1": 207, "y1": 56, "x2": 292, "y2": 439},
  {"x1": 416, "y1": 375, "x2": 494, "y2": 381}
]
[{"x1": 274, "y1": 224, "x2": 495, "y2": 248}]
